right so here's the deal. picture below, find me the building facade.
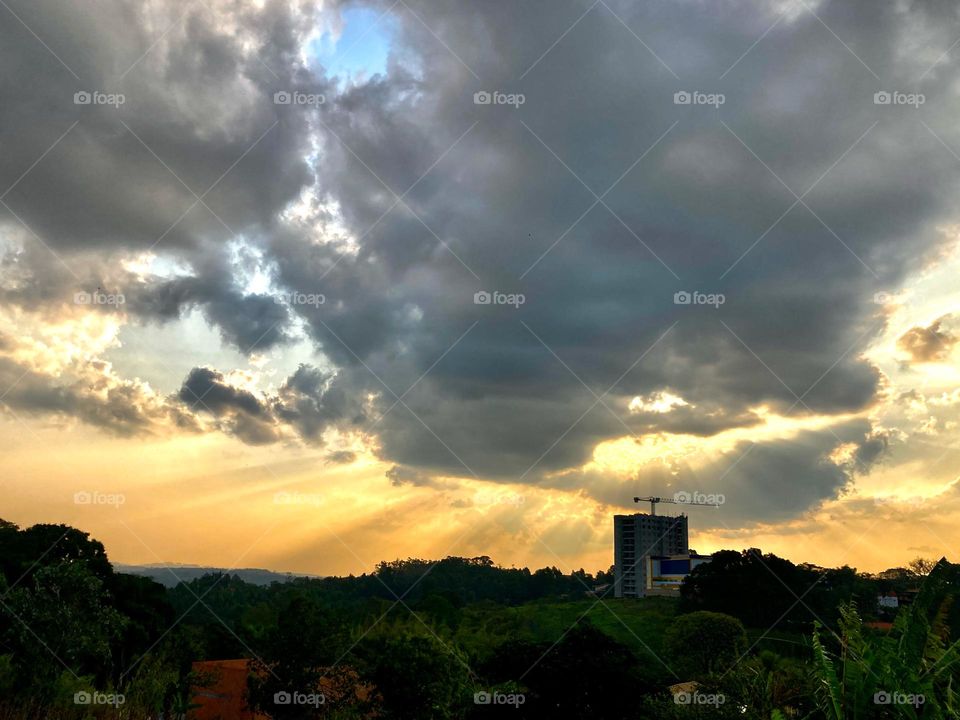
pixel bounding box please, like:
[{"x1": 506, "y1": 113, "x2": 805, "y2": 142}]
[
  {"x1": 613, "y1": 513, "x2": 689, "y2": 598},
  {"x1": 644, "y1": 553, "x2": 713, "y2": 596}
]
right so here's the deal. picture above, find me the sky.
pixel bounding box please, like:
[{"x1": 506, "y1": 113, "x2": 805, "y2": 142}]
[{"x1": 2, "y1": 0, "x2": 960, "y2": 576}]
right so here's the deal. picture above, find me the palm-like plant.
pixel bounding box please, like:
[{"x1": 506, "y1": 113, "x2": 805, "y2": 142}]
[{"x1": 811, "y1": 559, "x2": 960, "y2": 719}]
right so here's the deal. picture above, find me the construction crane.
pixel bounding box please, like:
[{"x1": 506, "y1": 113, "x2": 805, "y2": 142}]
[{"x1": 633, "y1": 495, "x2": 720, "y2": 515}]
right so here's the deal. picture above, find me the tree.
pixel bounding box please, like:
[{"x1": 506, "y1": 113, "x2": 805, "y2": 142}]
[
  {"x1": 1, "y1": 561, "x2": 126, "y2": 699},
  {"x1": 680, "y1": 548, "x2": 861, "y2": 629},
  {"x1": 354, "y1": 634, "x2": 474, "y2": 720},
  {"x1": 108, "y1": 571, "x2": 176, "y2": 671},
  {"x1": 415, "y1": 593, "x2": 462, "y2": 629},
  {"x1": 479, "y1": 623, "x2": 660, "y2": 719},
  {"x1": 594, "y1": 565, "x2": 615, "y2": 586},
  {"x1": 0, "y1": 521, "x2": 113, "y2": 589},
  {"x1": 248, "y1": 594, "x2": 354, "y2": 718},
  {"x1": 0, "y1": 521, "x2": 189, "y2": 715},
  {"x1": 663, "y1": 611, "x2": 747, "y2": 679}
]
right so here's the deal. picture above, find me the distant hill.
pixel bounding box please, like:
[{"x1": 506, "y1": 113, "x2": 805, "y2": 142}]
[{"x1": 115, "y1": 563, "x2": 319, "y2": 587}]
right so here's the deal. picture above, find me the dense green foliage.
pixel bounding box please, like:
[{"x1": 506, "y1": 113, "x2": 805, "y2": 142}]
[
  {"x1": 0, "y1": 521, "x2": 197, "y2": 719},
  {"x1": 680, "y1": 548, "x2": 878, "y2": 630},
  {"x1": 663, "y1": 611, "x2": 748, "y2": 678},
  {"x1": 1, "y1": 517, "x2": 957, "y2": 719},
  {"x1": 811, "y1": 560, "x2": 960, "y2": 719}
]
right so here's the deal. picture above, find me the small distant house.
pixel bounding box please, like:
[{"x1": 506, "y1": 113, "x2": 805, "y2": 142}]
[
  {"x1": 877, "y1": 593, "x2": 899, "y2": 609},
  {"x1": 588, "y1": 583, "x2": 612, "y2": 596}
]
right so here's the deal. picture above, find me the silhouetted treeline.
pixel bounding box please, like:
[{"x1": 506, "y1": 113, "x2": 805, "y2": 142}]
[
  {"x1": 168, "y1": 555, "x2": 601, "y2": 617},
  {"x1": 2, "y1": 517, "x2": 957, "y2": 719},
  {"x1": 679, "y1": 548, "x2": 949, "y2": 633},
  {"x1": 679, "y1": 548, "x2": 873, "y2": 630}
]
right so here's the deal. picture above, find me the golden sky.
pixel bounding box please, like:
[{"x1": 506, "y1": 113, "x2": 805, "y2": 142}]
[
  {"x1": 3, "y1": 238, "x2": 959, "y2": 576},
  {"x1": 3, "y1": 0, "x2": 960, "y2": 579}
]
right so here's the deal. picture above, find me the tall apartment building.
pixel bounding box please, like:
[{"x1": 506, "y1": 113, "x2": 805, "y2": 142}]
[{"x1": 613, "y1": 513, "x2": 689, "y2": 598}]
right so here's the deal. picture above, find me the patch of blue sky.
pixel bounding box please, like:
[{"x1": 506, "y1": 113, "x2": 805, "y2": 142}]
[{"x1": 309, "y1": 6, "x2": 396, "y2": 87}]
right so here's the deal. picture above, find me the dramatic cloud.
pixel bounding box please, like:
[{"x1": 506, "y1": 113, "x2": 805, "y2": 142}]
[
  {"x1": 180, "y1": 367, "x2": 268, "y2": 418},
  {"x1": 176, "y1": 363, "x2": 366, "y2": 445},
  {"x1": 272, "y1": 363, "x2": 369, "y2": 441},
  {"x1": 5, "y1": 0, "x2": 960, "y2": 528},
  {"x1": 897, "y1": 314, "x2": 958, "y2": 362},
  {"x1": 0, "y1": 346, "x2": 198, "y2": 438},
  {"x1": 0, "y1": 0, "x2": 324, "y2": 343}
]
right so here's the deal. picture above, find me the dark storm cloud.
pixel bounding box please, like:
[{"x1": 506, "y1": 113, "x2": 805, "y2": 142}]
[
  {"x1": 854, "y1": 430, "x2": 890, "y2": 470},
  {"x1": 0, "y1": 0, "x2": 323, "y2": 340},
  {"x1": 272, "y1": 363, "x2": 369, "y2": 440},
  {"x1": 273, "y1": 0, "x2": 960, "y2": 490},
  {"x1": 704, "y1": 420, "x2": 885, "y2": 524},
  {"x1": 176, "y1": 366, "x2": 278, "y2": 443},
  {"x1": 0, "y1": 0, "x2": 317, "y2": 250},
  {"x1": 5, "y1": 0, "x2": 960, "y2": 521},
  {"x1": 174, "y1": 363, "x2": 365, "y2": 445},
  {"x1": 179, "y1": 367, "x2": 268, "y2": 417},
  {"x1": 127, "y1": 273, "x2": 293, "y2": 352},
  {"x1": 547, "y1": 418, "x2": 884, "y2": 524}
]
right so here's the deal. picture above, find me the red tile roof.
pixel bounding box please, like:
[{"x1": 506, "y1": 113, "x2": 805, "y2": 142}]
[{"x1": 190, "y1": 659, "x2": 267, "y2": 720}]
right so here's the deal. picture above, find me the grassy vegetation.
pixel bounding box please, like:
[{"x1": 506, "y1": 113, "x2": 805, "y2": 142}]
[{"x1": 448, "y1": 596, "x2": 678, "y2": 665}]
